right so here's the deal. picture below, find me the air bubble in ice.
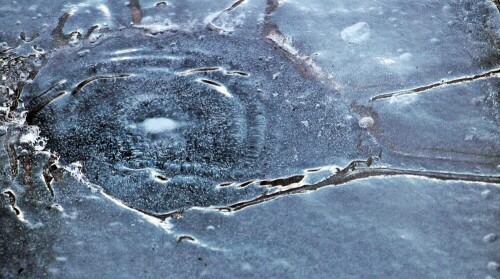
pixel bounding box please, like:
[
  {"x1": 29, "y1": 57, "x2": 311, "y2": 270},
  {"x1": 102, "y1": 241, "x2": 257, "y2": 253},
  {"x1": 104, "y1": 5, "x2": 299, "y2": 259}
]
[
  {"x1": 358, "y1": 117, "x2": 374, "y2": 129},
  {"x1": 483, "y1": 233, "x2": 497, "y2": 243},
  {"x1": 487, "y1": 261, "x2": 499, "y2": 272}
]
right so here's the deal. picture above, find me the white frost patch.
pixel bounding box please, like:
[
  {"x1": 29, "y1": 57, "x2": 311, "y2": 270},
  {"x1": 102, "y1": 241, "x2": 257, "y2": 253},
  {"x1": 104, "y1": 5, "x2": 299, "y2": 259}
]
[
  {"x1": 341, "y1": 22, "x2": 370, "y2": 44},
  {"x1": 19, "y1": 127, "x2": 39, "y2": 144},
  {"x1": 19, "y1": 133, "x2": 37, "y2": 144},
  {"x1": 266, "y1": 30, "x2": 340, "y2": 89},
  {"x1": 113, "y1": 48, "x2": 139, "y2": 55},
  {"x1": 97, "y1": 4, "x2": 110, "y2": 17},
  {"x1": 198, "y1": 79, "x2": 233, "y2": 98},
  {"x1": 66, "y1": 162, "x2": 101, "y2": 193},
  {"x1": 204, "y1": 12, "x2": 221, "y2": 25},
  {"x1": 61, "y1": 211, "x2": 78, "y2": 220},
  {"x1": 19, "y1": 126, "x2": 46, "y2": 150},
  {"x1": 377, "y1": 57, "x2": 396, "y2": 65},
  {"x1": 110, "y1": 56, "x2": 135, "y2": 61},
  {"x1": 140, "y1": 118, "x2": 179, "y2": 134}
]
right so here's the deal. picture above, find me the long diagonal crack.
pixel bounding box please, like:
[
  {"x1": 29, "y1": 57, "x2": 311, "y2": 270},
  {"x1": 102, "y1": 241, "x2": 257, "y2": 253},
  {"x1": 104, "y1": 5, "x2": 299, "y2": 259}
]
[
  {"x1": 371, "y1": 68, "x2": 500, "y2": 101},
  {"x1": 105, "y1": 160, "x2": 499, "y2": 221},
  {"x1": 219, "y1": 167, "x2": 500, "y2": 212}
]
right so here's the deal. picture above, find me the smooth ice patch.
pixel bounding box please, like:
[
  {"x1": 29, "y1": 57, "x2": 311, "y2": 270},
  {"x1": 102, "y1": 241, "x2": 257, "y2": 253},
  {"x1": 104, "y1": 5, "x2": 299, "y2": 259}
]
[
  {"x1": 340, "y1": 22, "x2": 370, "y2": 44},
  {"x1": 140, "y1": 118, "x2": 179, "y2": 134}
]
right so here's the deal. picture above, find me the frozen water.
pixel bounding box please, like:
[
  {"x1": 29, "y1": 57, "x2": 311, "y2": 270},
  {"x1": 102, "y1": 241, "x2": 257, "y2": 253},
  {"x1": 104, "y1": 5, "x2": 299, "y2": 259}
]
[
  {"x1": 1, "y1": 0, "x2": 499, "y2": 278},
  {"x1": 23, "y1": 32, "x2": 361, "y2": 212}
]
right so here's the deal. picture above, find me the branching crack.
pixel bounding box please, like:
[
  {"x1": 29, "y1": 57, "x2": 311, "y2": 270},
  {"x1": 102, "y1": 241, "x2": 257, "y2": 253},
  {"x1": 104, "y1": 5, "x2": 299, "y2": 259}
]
[
  {"x1": 110, "y1": 160, "x2": 499, "y2": 222},
  {"x1": 219, "y1": 166, "x2": 500, "y2": 212},
  {"x1": 371, "y1": 68, "x2": 500, "y2": 101}
]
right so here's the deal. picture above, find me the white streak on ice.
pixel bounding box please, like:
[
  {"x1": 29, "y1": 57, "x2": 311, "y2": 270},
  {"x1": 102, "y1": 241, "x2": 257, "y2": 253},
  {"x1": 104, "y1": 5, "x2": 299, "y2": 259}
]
[
  {"x1": 140, "y1": 117, "x2": 179, "y2": 134},
  {"x1": 100, "y1": 191, "x2": 174, "y2": 234}
]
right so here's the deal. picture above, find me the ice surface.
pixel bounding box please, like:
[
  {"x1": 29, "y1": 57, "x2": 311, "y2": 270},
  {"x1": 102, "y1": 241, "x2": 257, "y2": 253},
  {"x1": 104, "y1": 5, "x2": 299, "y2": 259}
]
[
  {"x1": 1, "y1": 0, "x2": 499, "y2": 278},
  {"x1": 21, "y1": 32, "x2": 361, "y2": 213}
]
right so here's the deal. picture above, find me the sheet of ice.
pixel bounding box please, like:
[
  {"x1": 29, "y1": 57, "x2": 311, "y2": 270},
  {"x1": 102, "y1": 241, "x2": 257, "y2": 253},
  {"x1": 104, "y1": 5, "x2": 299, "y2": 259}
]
[{"x1": 1, "y1": 0, "x2": 499, "y2": 278}]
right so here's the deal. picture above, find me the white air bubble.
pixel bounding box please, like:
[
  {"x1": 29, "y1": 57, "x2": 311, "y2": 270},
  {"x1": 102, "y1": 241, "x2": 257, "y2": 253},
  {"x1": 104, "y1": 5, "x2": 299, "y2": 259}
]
[
  {"x1": 358, "y1": 117, "x2": 374, "y2": 129},
  {"x1": 139, "y1": 118, "x2": 179, "y2": 134}
]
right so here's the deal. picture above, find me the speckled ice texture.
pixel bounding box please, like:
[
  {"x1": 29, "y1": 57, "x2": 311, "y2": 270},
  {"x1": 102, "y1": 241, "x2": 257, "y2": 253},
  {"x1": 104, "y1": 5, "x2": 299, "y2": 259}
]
[{"x1": 1, "y1": 0, "x2": 499, "y2": 278}]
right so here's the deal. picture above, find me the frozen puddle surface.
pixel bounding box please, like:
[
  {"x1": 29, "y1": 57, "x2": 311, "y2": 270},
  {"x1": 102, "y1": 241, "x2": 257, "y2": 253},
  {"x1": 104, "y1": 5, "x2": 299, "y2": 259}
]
[
  {"x1": 1, "y1": 0, "x2": 499, "y2": 278},
  {"x1": 24, "y1": 33, "x2": 360, "y2": 213}
]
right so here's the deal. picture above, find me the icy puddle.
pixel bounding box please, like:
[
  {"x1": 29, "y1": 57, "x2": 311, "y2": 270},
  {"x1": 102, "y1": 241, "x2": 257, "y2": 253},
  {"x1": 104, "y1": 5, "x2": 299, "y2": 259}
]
[
  {"x1": 1, "y1": 0, "x2": 499, "y2": 278},
  {"x1": 23, "y1": 32, "x2": 362, "y2": 213}
]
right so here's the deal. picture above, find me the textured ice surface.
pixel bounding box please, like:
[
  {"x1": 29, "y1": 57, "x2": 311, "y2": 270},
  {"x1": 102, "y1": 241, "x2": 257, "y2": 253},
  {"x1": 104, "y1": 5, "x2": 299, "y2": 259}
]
[
  {"x1": 24, "y1": 32, "x2": 361, "y2": 212},
  {"x1": 1, "y1": 0, "x2": 499, "y2": 278}
]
